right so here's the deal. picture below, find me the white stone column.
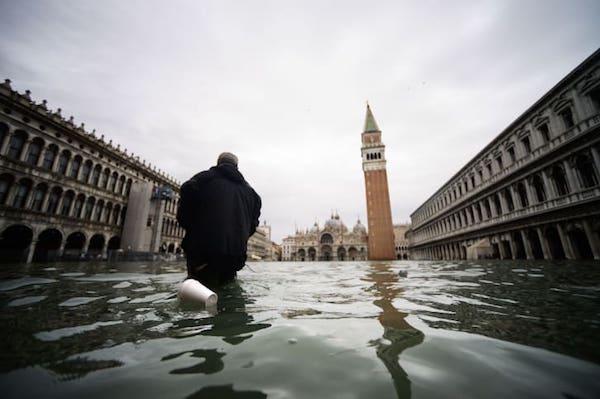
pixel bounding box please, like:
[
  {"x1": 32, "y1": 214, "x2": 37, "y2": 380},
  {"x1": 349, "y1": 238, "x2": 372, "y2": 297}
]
[
  {"x1": 509, "y1": 186, "x2": 520, "y2": 209},
  {"x1": 40, "y1": 190, "x2": 51, "y2": 213},
  {"x1": 26, "y1": 239, "x2": 37, "y2": 263},
  {"x1": 537, "y1": 228, "x2": 552, "y2": 260},
  {"x1": 542, "y1": 170, "x2": 556, "y2": 199},
  {"x1": 556, "y1": 223, "x2": 576, "y2": 260},
  {"x1": 524, "y1": 178, "x2": 536, "y2": 206},
  {"x1": 497, "y1": 237, "x2": 508, "y2": 259},
  {"x1": 19, "y1": 139, "x2": 32, "y2": 162},
  {"x1": 508, "y1": 235, "x2": 518, "y2": 260},
  {"x1": 582, "y1": 220, "x2": 600, "y2": 260},
  {"x1": 590, "y1": 146, "x2": 600, "y2": 177},
  {"x1": 563, "y1": 159, "x2": 580, "y2": 193},
  {"x1": 36, "y1": 147, "x2": 46, "y2": 168},
  {"x1": 0, "y1": 131, "x2": 12, "y2": 155},
  {"x1": 23, "y1": 186, "x2": 35, "y2": 209},
  {"x1": 472, "y1": 205, "x2": 480, "y2": 224},
  {"x1": 521, "y1": 230, "x2": 534, "y2": 260}
]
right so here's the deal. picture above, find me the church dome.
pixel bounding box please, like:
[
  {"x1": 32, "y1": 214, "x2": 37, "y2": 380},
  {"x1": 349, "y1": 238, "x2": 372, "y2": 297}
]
[
  {"x1": 353, "y1": 219, "x2": 367, "y2": 234},
  {"x1": 324, "y1": 213, "x2": 346, "y2": 231}
]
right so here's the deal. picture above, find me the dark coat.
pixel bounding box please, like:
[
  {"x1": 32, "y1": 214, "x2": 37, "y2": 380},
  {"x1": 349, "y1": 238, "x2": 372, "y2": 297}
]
[{"x1": 177, "y1": 163, "x2": 261, "y2": 272}]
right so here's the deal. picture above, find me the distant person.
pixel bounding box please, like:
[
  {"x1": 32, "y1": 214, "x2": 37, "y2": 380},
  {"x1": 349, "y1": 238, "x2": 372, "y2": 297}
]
[{"x1": 177, "y1": 152, "x2": 261, "y2": 287}]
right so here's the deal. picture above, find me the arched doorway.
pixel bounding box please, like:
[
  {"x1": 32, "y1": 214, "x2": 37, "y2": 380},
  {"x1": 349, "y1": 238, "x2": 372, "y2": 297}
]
[
  {"x1": 0, "y1": 225, "x2": 33, "y2": 263},
  {"x1": 88, "y1": 234, "x2": 105, "y2": 257},
  {"x1": 320, "y1": 233, "x2": 333, "y2": 244},
  {"x1": 308, "y1": 247, "x2": 316, "y2": 261},
  {"x1": 108, "y1": 236, "x2": 121, "y2": 251},
  {"x1": 526, "y1": 230, "x2": 544, "y2": 260},
  {"x1": 337, "y1": 246, "x2": 346, "y2": 261},
  {"x1": 297, "y1": 248, "x2": 306, "y2": 261},
  {"x1": 512, "y1": 232, "x2": 526, "y2": 260},
  {"x1": 545, "y1": 226, "x2": 566, "y2": 260},
  {"x1": 567, "y1": 225, "x2": 594, "y2": 260},
  {"x1": 402, "y1": 253, "x2": 408, "y2": 260},
  {"x1": 348, "y1": 247, "x2": 358, "y2": 261},
  {"x1": 321, "y1": 245, "x2": 332, "y2": 261},
  {"x1": 33, "y1": 229, "x2": 62, "y2": 262},
  {"x1": 167, "y1": 243, "x2": 175, "y2": 253},
  {"x1": 64, "y1": 232, "x2": 86, "y2": 260}
]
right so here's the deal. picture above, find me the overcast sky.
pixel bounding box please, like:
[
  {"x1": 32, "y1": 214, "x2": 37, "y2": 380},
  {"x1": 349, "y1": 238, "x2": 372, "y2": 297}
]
[{"x1": 1, "y1": 1, "x2": 599, "y2": 242}]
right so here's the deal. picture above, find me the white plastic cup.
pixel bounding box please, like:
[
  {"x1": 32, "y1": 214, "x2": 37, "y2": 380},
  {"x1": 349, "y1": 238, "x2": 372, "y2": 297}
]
[{"x1": 178, "y1": 279, "x2": 218, "y2": 306}]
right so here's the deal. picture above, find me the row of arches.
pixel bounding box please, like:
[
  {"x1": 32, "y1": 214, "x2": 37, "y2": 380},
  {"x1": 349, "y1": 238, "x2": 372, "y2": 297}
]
[
  {"x1": 0, "y1": 122, "x2": 133, "y2": 197},
  {"x1": 0, "y1": 173, "x2": 126, "y2": 226},
  {"x1": 0, "y1": 224, "x2": 120, "y2": 263},
  {"x1": 414, "y1": 151, "x2": 599, "y2": 243},
  {"x1": 159, "y1": 242, "x2": 183, "y2": 254},
  {"x1": 161, "y1": 217, "x2": 183, "y2": 238},
  {"x1": 414, "y1": 218, "x2": 599, "y2": 261},
  {"x1": 414, "y1": 89, "x2": 600, "y2": 225},
  {"x1": 294, "y1": 245, "x2": 367, "y2": 261}
]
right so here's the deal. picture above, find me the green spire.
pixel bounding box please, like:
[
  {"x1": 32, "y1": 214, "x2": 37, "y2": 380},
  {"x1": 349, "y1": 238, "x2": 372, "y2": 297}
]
[{"x1": 363, "y1": 102, "x2": 380, "y2": 132}]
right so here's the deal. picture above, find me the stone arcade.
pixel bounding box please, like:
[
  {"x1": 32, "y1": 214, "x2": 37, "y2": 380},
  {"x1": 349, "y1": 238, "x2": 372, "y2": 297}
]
[
  {"x1": 409, "y1": 50, "x2": 600, "y2": 261},
  {"x1": 0, "y1": 80, "x2": 184, "y2": 263}
]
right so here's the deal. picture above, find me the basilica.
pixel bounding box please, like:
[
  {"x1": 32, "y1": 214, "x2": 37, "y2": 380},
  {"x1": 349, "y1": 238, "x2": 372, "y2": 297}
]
[{"x1": 281, "y1": 213, "x2": 368, "y2": 261}]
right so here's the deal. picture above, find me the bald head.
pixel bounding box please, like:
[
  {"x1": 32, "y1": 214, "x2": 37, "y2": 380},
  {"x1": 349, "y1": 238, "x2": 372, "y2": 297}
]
[{"x1": 217, "y1": 152, "x2": 238, "y2": 167}]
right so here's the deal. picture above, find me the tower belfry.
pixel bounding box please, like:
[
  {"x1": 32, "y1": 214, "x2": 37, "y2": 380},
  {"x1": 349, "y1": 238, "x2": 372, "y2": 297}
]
[{"x1": 361, "y1": 103, "x2": 396, "y2": 260}]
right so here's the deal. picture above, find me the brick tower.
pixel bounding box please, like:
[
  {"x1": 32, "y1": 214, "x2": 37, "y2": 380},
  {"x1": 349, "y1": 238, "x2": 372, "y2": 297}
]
[{"x1": 361, "y1": 103, "x2": 396, "y2": 260}]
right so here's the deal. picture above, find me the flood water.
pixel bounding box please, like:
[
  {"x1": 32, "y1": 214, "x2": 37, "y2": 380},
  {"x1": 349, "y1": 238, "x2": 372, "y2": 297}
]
[{"x1": 0, "y1": 260, "x2": 599, "y2": 399}]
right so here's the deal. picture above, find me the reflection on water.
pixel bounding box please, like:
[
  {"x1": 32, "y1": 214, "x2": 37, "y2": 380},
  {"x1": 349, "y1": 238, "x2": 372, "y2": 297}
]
[
  {"x1": 365, "y1": 263, "x2": 424, "y2": 398},
  {"x1": 1, "y1": 260, "x2": 599, "y2": 398}
]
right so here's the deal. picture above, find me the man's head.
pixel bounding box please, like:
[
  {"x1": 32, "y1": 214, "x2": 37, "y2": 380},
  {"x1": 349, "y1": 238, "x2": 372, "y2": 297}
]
[{"x1": 217, "y1": 152, "x2": 238, "y2": 167}]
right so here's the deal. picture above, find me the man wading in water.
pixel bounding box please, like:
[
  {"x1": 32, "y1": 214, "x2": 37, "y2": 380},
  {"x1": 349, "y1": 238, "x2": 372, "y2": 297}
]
[{"x1": 177, "y1": 152, "x2": 262, "y2": 287}]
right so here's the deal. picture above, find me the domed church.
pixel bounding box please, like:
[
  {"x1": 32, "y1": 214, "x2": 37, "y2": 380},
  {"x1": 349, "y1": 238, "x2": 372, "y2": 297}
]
[{"x1": 281, "y1": 212, "x2": 369, "y2": 261}]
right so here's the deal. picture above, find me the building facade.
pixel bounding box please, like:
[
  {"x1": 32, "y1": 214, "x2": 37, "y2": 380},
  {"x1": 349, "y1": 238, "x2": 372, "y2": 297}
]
[
  {"x1": 281, "y1": 213, "x2": 368, "y2": 261},
  {"x1": 409, "y1": 50, "x2": 600, "y2": 261},
  {"x1": 0, "y1": 79, "x2": 184, "y2": 263},
  {"x1": 361, "y1": 104, "x2": 396, "y2": 260},
  {"x1": 393, "y1": 224, "x2": 410, "y2": 260}
]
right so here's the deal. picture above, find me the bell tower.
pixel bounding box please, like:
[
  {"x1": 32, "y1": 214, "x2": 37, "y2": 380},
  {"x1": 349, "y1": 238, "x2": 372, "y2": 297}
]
[{"x1": 361, "y1": 103, "x2": 396, "y2": 260}]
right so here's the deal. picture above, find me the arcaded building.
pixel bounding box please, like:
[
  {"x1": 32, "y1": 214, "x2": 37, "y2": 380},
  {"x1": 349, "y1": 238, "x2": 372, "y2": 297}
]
[
  {"x1": 0, "y1": 80, "x2": 184, "y2": 263},
  {"x1": 361, "y1": 104, "x2": 396, "y2": 260},
  {"x1": 393, "y1": 224, "x2": 410, "y2": 260},
  {"x1": 409, "y1": 50, "x2": 600, "y2": 261},
  {"x1": 281, "y1": 213, "x2": 368, "y2": 261}
]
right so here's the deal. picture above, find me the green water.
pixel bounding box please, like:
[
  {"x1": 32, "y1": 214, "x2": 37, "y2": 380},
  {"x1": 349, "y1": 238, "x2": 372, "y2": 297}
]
[{"x1": 0, "y1": 260, "x2": 599, "y2": 398}]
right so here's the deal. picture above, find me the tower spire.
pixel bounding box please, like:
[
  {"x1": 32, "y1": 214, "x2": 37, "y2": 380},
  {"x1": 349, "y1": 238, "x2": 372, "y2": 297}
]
[{"x1": 363, "y1": 103, "x2": 380, "y2": 133}]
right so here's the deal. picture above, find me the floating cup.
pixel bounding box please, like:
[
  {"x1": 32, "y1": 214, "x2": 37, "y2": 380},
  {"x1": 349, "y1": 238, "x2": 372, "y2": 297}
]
[{"x1": 178, "y1": 279, "x2": 218, "y2": 306}]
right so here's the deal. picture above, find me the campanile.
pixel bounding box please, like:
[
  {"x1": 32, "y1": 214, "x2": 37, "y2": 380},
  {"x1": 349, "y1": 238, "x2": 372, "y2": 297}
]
[{"x1": 361, "y1": 104, "x2": 396, "y2": 260}]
